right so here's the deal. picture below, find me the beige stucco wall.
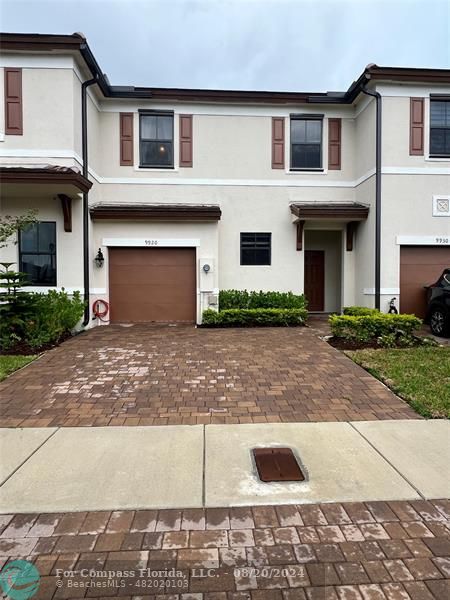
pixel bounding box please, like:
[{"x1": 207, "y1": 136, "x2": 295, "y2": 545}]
[
  {"x1": 354, "y1": 176, "x2": 376, "y2": 307},
  {"x1": 90, "y1": 183, "x2": 354, "y2": 298},
  {"x1": 354, "y1": 96, "x2": 376, "y2": 179},
  {"x1": 380, "y1": 84, "x2": 450, "y2": 169},
  {"x1": 0, "y1": 67, "x2": 75, "y2": 151},
  {"x1": 96, "y1": 104, "x2": 355, "y2": 182}
]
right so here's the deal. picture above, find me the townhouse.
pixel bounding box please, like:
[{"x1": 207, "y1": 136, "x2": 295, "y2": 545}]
[{"x1": 0, "y1": 32, "x2": 449, "y2": 325}]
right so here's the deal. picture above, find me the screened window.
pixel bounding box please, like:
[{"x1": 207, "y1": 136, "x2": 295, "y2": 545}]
[
  {"x1": 240, "y1": 233, "x2": 271, "y2": 266},
  {"x1": 139, "y1": 112, "x2": 174, "y2": 167},
  {"x1": 430, "y1": 100, "x2": 450, "y2": 157},
  {"x1": 290, "y1": 117, "x2": 323, "y2": 169},
  {"x1": 19, "y1": 222, "x2": 56, "y2": 286}
]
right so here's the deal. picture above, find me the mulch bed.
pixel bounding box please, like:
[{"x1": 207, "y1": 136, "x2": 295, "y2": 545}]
[
  {"x1": 0, "y1": 332, "x2": 72, "y2": 356},
  {"x1": 327, "y1": 337, "x2": 381, "y2": 351},
  {"x1": 327, "y1": 336, "x2": 431, "y2": 351}
]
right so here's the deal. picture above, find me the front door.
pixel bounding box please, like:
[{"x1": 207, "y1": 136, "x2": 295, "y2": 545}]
[{"x1": 305, "y1": 250, "x2": 325, "y2": 311}]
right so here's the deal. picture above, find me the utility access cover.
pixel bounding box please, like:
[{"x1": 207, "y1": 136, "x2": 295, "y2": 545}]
[{"x1": 253, "y1": 447, "x2": 305, "y2": 482}]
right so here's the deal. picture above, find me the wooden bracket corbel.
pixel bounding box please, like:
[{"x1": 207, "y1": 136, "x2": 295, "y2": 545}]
[
  {"x1": 346, "y1": 221, "x2": 357, "y2": 251},
  {"x1": 296, "y1": 220, "x2": 305, "y2": 251},
  {"x1": 58, "y1": 194, "x2": 72, "y2": 232}
]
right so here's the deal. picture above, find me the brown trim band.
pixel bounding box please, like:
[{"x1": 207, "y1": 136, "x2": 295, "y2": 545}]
[
  {"x1": 0, "y1": 167, "x2": 92, "y2": 193},
  {"x1": 0, "y1": 35, "x2": 84, "y2": 51},
  {"x1": 291, "y1": 203, "x2": 369, "y2": 220},
  {"x1": 367, "y1": 66, "x2": 450, "y2": 84},
  {"x1": 90, "y1": 204, "x2": 221, "y2": 221}
]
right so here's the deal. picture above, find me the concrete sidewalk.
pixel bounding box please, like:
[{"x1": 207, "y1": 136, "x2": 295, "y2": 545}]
[{"x1": 0, "y1": 420, "x2": 448, "y2": 513}]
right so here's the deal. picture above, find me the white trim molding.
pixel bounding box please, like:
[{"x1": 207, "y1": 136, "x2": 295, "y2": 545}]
[
  {"x1": 1, "y1": 150, "x2": 449, "y2": 188},
  {"x1": 363, "y1": 288, "x2": 400, "y2": 295},
  {"x1": 396, "y1": 235, "x2": 450, "y2": 245},
  {"x1": 21, "y1": 286, "x2": 107, "y2": 294},
  {"x1": 102, "y1": 238, "x2": 201, "y2": 247},
  {"x1": 383, "y1": 166, "x2": 450, "y2": 176}
]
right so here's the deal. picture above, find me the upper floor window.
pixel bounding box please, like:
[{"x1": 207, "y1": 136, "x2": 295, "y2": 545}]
[
  {"x1": 240, "y1": 233, "x2": 271, "y2": 266},
  {"x1": 290, "y1": 116, "x2": 323, "y2": 170},
  {"x1": 19, "y1": 222, "x2": 56, "y2": 286},
  {"x1": 139, "y1": 112, "x2": 174, "y2": 168},
  {"x1": 430, "y1": 99, "x2": 450, "y2": 157}
]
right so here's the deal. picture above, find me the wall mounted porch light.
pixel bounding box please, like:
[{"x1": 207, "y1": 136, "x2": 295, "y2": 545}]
[{"x1": 94, "y1": 248, "x2": 105, "y2": 268}]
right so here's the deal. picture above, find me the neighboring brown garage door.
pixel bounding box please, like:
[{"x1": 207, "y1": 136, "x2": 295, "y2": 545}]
[
  {"x1": 109, "y1": 247, "x2": 196, "y2": 323},
  {"x1": 400, "y1": 246, "x2": 450, "y2": 317}
]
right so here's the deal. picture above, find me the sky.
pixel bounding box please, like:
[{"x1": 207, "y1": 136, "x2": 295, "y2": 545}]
[{"x1": 1, "y1": 0, "x2": 449, "y2": 92}]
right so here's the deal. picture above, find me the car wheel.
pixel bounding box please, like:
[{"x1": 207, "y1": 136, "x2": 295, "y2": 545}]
[{"x1": 430, "y1": 307, "x2": 450, "y2": 337}]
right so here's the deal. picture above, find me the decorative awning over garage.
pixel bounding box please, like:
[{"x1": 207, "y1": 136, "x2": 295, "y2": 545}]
[
  {"x1": 89, "y1": 203, "x2": 222, "y2": 221},
  {"x1": 290, "y1": 202, "x2": 369, "y2": 251}
]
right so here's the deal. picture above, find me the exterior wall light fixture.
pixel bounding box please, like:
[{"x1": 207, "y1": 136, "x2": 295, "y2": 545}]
[{"x1": 94, "y1": 248, "x2": 105, "y2": 268}]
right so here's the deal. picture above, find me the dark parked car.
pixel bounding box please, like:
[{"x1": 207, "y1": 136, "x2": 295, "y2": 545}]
[{"x1": 425, "y1": 268, "x2": 450, "y2": 337}]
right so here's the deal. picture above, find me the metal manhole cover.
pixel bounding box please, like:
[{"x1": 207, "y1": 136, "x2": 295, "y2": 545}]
[{"x1": 253, "y1": 447, "x2": 305, "y2": 482}]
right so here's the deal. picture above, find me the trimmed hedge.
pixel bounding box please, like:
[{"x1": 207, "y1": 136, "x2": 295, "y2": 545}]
[
  {"x1": 219, "y1": 289, "x2": 307, "y2": 310},
  {"x1": 202, "y1": 308, "x2": 308, "y2": 327},
  {"x1": 343, "y1": 306, "x2": 380, "y2": 316},
  {"x1": 329, "y1": 313, "x2": 422, "y2": 342}
]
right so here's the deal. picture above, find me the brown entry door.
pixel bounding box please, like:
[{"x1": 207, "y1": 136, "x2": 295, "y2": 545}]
[
  {"x1": 305, "y1": 250, "x2": 325, "y2": 311},
  {"x1": 400, "y1": 246, "x2": 450, "y2": 317},
  {"x1": 109, "y1": 247, "x2": 196, "y2": 323}
]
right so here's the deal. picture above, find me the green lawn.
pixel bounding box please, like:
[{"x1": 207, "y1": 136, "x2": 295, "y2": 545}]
[
  {"x1": 0, "y1": 355, "x2": 37, "y2": 382},
  {"x1": 349, "y1": 347, "x2": 450, "y2": 419}
]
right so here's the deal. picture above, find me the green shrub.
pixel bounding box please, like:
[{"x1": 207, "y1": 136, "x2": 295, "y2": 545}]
[
  {"x1": 377, "y1": 333, "x2": 398, "y2": 348},
  {"x1": 202, "y1": 308, "x2": 308, "y2": 327},
  {"x1": 0, "y1": 264, "x2": 36, "y2": 351},
  {"x1": 329, "y1": 313, "x2": 422, "y2": 343},
  {"x1": 25, "y1": 290, "x2": 85, "y2": 349},
  {"x1": 219, "y1": 289, "x2": 307, "y2": 310},
  {"x1": 343, "y1": 306, "x2": 380, "y2": 316},
  {"x1": 0, "y1": 264, "x2": 85, "y2": 351}
]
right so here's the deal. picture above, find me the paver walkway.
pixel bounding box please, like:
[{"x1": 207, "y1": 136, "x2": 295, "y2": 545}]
[
  {"x1": 1, "y1": 500, "x2": 449, "y2": 599},
  {"x1": 0, "y1": 325, "x2": 417, "y2": 427}
]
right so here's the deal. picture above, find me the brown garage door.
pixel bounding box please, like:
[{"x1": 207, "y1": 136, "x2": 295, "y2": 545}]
[
  {"x1": 400, "y1": 246, "x2": 450, "y2": 317},
  {"x1": 109, "y1": 247, "x2": 196, "y2": 323}
]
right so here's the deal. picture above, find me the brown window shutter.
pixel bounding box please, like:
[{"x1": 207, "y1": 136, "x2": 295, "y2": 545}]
[
  {"x1": 179, "y1": 114, "x2": 193, "y2": 167},
  {"x1": 410, "y1": 98, "x2": 424, "y2": 155},
  {"x1": 4, "y1": 68, "x2": 23, "y2": 135},
  {"x1": 328, "y1": 118, "x2": 341, "y2": 170},
  {"x1": 120, "y1": 112, "x2": 134, "y2": 165},
  {"x1": 271, "y1": 117, "x2": 285, "y2": 169}
]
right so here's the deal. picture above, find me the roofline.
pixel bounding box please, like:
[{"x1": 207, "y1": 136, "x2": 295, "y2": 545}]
[{"x1": 1, "y1": 32, "x2": 449, "y2": 104}]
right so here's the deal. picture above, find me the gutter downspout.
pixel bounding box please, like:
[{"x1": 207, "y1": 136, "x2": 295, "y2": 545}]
[
  {"x1": 81, "y1": 76, "x2": 99, "y2": 327},
  {"x1": 361, "y1": 85, "x2": 382, "y2": 311}
]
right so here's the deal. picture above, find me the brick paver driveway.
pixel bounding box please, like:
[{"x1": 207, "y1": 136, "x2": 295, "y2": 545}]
[
  {"x1": 1, "y1": 499, "x2": 449, "y2": 598},
  {"x1": 0, "y1": 325, "x2": 416, "y2": 427}
]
